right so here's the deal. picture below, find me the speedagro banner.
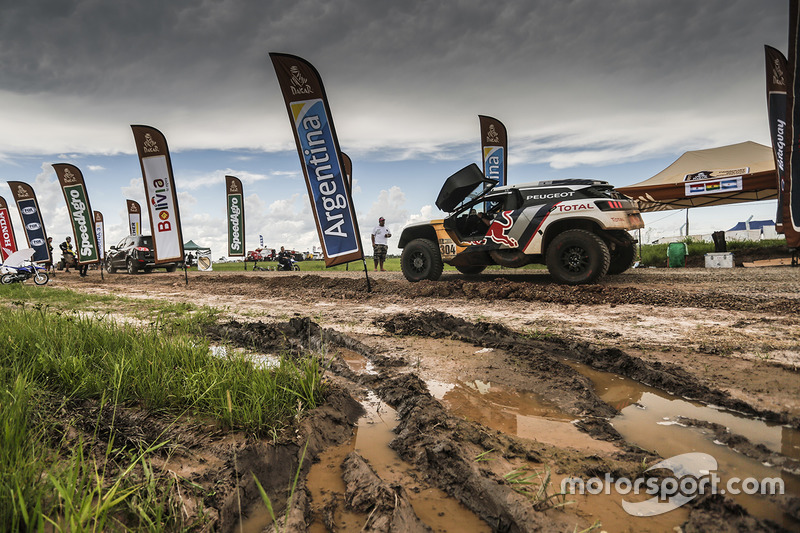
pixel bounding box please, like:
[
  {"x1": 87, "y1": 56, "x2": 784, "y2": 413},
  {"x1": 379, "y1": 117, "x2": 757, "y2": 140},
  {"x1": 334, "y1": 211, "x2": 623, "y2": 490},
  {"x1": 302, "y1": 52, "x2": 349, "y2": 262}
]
[
  {"x1": 126, "y1": 199, "x2": 142, "y2": 236},
  {"x1": 7, "y1": 181, "x2": 50, "y2": 263},
  {"x1": 225, "y1": 175, "x2": 245, "y2": 257},
  {"x1": 479, "y1": 115, "x2": 507, "y2": 187},
  {"x1": 270, "y1": 53, "x2": 363, "y2": 267},
  {"x1": 53, "y1": 164, "x2": 100, "y2": 264},
  {"x1": 0, "y1": 195, "x2": 18, "y2": 261},
  {"x1": 131, "y1": 125, "x2": 185, "y2": 263}
]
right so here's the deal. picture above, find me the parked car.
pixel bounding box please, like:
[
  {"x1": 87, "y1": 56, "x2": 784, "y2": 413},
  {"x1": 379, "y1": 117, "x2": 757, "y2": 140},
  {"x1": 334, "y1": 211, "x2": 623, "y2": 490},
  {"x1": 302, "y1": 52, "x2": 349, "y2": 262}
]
[{"x1": 105, "y1": 235, "x2": 179, "y2": 274}]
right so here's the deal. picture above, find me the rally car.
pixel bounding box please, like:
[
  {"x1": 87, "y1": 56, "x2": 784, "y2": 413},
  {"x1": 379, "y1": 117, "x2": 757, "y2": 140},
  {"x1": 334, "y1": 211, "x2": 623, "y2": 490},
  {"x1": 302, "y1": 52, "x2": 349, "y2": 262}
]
[{"x1": 398, "y1": 163, "x2": 644, "y2": 285}]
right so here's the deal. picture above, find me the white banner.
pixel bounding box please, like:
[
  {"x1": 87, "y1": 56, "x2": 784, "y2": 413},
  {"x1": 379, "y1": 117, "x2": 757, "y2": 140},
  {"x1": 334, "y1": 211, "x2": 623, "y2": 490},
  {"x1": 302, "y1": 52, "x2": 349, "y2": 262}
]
[{"x1": 142, "y1": 155, "x2": 182, "y2": 261}]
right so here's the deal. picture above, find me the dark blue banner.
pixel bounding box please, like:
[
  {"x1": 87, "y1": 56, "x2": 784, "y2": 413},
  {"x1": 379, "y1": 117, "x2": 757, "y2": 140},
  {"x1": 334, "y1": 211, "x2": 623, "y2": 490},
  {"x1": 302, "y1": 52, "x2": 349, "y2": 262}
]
[{"x1": 17, "y1": 199, "x2": 49, "y2": 262}]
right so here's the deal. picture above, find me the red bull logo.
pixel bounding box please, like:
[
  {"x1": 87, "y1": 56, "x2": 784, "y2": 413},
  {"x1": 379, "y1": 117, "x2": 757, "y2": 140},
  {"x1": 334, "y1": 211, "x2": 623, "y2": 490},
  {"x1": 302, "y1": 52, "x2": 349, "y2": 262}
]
[{"x1": 468, "y1": 210, "x2": 518, "y2": 247}]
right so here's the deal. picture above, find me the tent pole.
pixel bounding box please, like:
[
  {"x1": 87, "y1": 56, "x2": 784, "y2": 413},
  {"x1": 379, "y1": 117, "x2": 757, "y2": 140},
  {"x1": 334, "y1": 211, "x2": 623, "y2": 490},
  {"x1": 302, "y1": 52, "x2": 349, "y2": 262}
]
[{"x1": 685, "y1": 209, "x2": 689, "y2": 237}]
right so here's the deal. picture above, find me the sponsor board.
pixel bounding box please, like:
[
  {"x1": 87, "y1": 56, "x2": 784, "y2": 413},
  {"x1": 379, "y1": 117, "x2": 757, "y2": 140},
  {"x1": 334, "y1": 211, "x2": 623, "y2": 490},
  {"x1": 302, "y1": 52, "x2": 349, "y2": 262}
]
[
  {"x1": 16, "y1": 198, "x2": 49, "y2": 263},
  {"x1": 684, "y1": 177, "x2": 742, "y2": 196},
  {"x1": 142, "y1": 155, "x2": 182, "y2": 261},
  {"x1": 64, "y1": 185, "x2": 99, "y2": 263}
]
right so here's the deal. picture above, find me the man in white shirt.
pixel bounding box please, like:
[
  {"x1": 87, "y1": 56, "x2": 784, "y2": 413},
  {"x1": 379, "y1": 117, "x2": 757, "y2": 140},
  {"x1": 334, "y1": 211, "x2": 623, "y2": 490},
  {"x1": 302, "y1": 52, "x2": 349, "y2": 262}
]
[{"x1": 371, "y1": 217, "x2": 391, "y2": 271}]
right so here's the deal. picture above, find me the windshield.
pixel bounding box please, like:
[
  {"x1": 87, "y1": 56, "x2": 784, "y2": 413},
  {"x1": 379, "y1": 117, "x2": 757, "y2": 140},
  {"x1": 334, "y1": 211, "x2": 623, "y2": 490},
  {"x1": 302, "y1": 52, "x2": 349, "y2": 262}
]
[{"x1": 139, "y1": 236, "x2": 153, "y2": 248}]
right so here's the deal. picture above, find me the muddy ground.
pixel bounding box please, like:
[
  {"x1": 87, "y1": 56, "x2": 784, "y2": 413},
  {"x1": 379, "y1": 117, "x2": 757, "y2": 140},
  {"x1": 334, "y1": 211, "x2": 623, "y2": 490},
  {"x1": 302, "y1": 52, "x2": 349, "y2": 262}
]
[{"x1": 45, "y1": 266, "x2": 800, "y2": 532}]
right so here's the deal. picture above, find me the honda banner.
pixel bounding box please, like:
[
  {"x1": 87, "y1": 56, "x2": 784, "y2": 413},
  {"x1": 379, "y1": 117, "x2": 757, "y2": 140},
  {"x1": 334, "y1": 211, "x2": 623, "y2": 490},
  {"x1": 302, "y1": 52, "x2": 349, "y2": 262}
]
[
  {"x1": 7, "y1": 181, "x2": 51, "y2": 263},
  {"x1": 131, "y1": 125, "x2": 185, "y2": 263},
  {"x1": 0, "y1": 195, "x2": 18, "y2": 261},
  {"x1": 126, "y1": 199, "x2": 142, "y2": 236},
  {"x1": 766, "y1": 45, "x2": 790, "y2": 234},
  {"x1": 479, "y1": 115, "x2": 508, "y2": 187},
  {"x1": 94, "y1": 211, "x2": 105, "y2": 260},
  {"x1": 786, "y1": 0, "x2": 800, "y2": 246},
  {"x1": 225, "y1": 175, "x2": 245, "y2": 256},
  {"x1": 270, "y1": 53, "x2": 363, "y2": 267},
  {"x1": 53, "y1": 164, "x2": 100, "y2": 265}
]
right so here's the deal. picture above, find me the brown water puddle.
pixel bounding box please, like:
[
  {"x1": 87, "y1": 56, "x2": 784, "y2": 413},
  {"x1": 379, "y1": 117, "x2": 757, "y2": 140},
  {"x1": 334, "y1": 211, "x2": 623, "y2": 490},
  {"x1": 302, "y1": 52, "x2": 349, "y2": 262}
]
[
  {"x1": 306, "y1": 392, "x2": 490, "y2": 532},
  {"x1": 568, "y1": 360, "x2": 800, "y2": 530}
]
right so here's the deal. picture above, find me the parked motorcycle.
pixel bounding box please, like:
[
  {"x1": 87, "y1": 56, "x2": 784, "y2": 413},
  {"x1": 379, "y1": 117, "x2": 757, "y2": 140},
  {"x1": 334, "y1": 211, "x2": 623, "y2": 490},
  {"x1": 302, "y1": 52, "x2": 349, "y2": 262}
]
[
  {"x1": 276, "y1": 258, "x2": 300, "y2": 271},
  {"x1": 1, "y1": 262, "x2": 49, "y2": 285}
]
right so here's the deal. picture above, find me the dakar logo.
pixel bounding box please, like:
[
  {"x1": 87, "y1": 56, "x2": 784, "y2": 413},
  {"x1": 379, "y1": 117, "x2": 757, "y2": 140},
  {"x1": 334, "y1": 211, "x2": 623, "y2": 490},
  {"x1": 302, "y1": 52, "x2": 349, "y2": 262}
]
[
  {"x1": 142, "y1": 133, "x2": 160, "y2": 154},
  {"x1": 468, "y1": 211, "x2": 518, "y2": 248},
  {"x1": 289, "y1": 65, "x2": 313, "y2": 96},
  {"x1": 62, "y1": 167, "x2": 78, "y2": 184},
  {"x1": 16, "y1": 185, "x2": 30, "y2": 198},
  {"x1": 485, "y1": 124, "x2": 500, "y2": 144},
  {"x1": 773, "y1": 58, "x2": 786, "y2": 87},
  {"x1": 129, "y1": 203, "x2": 139, "y2": 213},
  {"x1": 229, "y1": 181, "x2": 239, "y2": 193},
  {"x1": 685, "y1": 170, "x2": 712, "y2": 182}
]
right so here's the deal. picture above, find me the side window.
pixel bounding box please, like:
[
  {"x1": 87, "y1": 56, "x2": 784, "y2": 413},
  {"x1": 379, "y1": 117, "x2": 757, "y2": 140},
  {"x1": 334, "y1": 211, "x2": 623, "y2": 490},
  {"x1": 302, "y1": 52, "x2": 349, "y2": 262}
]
[
  {"x1": 504, "y1": 191, "x2": 522, "y2": 210},
  {"x1": 117, "y1": 238, "x2": 127, "y2": 249}
]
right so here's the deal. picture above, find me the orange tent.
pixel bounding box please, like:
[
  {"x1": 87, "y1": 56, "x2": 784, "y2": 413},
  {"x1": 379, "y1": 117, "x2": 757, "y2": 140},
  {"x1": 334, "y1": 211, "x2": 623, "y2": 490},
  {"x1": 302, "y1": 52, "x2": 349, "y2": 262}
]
[{"x1": 617, "y1": 141, "x2": 777, "y2": 212}]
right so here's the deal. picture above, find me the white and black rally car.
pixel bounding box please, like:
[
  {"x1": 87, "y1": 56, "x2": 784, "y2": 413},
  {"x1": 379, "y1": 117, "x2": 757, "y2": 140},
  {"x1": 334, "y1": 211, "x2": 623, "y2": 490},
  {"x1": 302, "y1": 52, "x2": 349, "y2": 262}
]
[{"x1": 399, "y1": 164, "x2": 644, "y2": 285}]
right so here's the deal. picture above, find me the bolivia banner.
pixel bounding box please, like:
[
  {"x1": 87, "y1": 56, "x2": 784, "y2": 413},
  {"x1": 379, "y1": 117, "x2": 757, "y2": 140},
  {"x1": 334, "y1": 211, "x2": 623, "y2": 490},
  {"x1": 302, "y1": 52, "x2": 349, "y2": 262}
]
[
  {"x1": 131, "y1": 125, "x2": 185, "y2": 263},
  {"x1": 126, "y1": 199, "x2": 142, "y2": 236},
  {"x1": 94, "y1": 211, "x2": 105, "y2": 261},
  {"x1": 225, "y1": 175, "x2": 245, "y2": 256},
  {"x1": 0, "y1": 195, "x2": 18, "y2": 261},
  {"x1": 479, "y1": 115, "x2": 507, "y2": 187},
  {"x1": 53, "y1": 164, "x2": 100, "y2": 264},
  {"x1": 7, "y1": 181, "x2": 51, "y2": 263},
  {"x1": 787, "y1": 0, "x2": 800, "y2": 246},
  {"x1": 270, "y1": 53, "x2": 363, "y2": 267},
  {"x1": 766, "y1": 45, "x2": 790, "y2": 234}
]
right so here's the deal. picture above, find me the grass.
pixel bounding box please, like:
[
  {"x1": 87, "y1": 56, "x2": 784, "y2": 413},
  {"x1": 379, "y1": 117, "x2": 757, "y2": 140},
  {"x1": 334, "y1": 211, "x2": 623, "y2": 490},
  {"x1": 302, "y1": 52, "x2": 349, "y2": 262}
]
[
  {"x1": 0, "y1": 303, "x2": 328, "y2": 529},
  {"x1": 637, "y1": 238, "x2": 788, "y2": 267}
]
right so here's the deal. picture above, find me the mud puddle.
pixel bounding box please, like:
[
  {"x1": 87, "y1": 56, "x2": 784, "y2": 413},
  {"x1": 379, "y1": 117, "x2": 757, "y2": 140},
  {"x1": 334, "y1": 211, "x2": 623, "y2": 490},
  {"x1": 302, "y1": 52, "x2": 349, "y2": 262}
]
[
  {"x1": 569, "y1": 360, "x2": 800, "y2": 529},
  {"x1": 306, "y1": 391, "x2": 490, "y2": 532}
]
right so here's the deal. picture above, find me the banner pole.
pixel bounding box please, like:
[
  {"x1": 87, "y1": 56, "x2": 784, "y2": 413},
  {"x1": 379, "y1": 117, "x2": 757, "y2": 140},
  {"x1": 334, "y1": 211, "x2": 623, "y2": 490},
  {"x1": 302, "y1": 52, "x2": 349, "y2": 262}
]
[
  {"x1": 184, "y1": 262, "x2": 188, "y2": 286},
  {"x1": 361, "y1": 258, "x2": 372, "y2": 292}
]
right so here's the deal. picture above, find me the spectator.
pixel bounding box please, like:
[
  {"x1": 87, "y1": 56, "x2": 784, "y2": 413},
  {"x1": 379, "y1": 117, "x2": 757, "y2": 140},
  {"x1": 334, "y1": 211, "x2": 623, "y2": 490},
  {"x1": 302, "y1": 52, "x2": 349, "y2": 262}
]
[{"x1": 371, "y1": 217, "x2": 391, "y2": 271}]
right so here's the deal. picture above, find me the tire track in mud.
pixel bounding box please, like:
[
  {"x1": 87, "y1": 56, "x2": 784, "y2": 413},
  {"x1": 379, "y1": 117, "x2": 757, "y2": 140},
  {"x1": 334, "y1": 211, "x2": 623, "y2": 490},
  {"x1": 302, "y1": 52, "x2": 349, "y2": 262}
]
[{"x1": 205, "y1": 314, "x2": 792, "y2": 532}]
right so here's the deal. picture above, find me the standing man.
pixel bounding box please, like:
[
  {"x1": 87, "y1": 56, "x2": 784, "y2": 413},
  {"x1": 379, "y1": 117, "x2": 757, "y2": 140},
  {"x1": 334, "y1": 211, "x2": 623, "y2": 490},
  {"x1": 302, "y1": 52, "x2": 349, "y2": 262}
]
[{"x1": 371, "y1": 217, "x2": 391, "y2": 271}]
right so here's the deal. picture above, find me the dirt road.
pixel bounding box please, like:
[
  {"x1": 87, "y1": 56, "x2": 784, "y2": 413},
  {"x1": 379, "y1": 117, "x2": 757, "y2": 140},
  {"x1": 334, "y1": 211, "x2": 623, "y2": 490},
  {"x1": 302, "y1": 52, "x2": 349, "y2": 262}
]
[{"x1": 51, "y1": 266, "x2": 800, "y2": 532}]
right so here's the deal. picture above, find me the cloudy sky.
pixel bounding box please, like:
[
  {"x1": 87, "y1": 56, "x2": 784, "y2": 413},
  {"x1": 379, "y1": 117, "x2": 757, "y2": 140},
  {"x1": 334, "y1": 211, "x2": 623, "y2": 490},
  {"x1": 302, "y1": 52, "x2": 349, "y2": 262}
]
[{"x1": 0, "y1": 0, "x2": 790, "y2": 259}]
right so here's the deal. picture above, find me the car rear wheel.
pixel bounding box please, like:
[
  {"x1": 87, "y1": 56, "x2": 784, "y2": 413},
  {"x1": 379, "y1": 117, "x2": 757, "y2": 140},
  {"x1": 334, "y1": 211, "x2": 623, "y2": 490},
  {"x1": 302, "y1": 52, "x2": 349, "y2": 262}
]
[
  {"x1": 455, "y1": 265, "x2": 486, "y2": 276},
  {"x1": 126, "y1": 258, "x2": 139, "y2": 274},
  {"x1": 545, "y1": 229, "x2": 610, "y2": 285},
  {"x1": 401, "y1": 238, "x2": 443, "y2": 282},
  {"x1": 607, "y1": 231, "x2": 636, "y2": 275}
]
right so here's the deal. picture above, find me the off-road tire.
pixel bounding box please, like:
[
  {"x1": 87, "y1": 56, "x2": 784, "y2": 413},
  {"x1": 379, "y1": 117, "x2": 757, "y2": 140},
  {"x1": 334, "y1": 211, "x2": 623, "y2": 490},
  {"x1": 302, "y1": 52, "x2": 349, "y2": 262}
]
[
  {"x1": 292, "y1": 264, "x2": 300, "y2": 271},
  {"x1": 607, "y1": 231, "x2": 636, "y2": 275},
  {"x1": 401, "y1": 238, "x2": 443, "y2": 282},
  {"x1": 34, "y1": 271, "x2": 49, "y2": 285},
  {"x1": 126, "y1": 258, "x2": 139, "y2": 275},
  {"x1": 545, "y1": 229, "x2": 610, "y2": 285},
  {"x1": 455, "y1": 265, "x2": 486, "y2": 276},
  {"x1": 1, "y1": 273, "x2": 14, "y2": 284},
  {"x1": 165, "y1": 265, "x2": 177, "y2": 273}
]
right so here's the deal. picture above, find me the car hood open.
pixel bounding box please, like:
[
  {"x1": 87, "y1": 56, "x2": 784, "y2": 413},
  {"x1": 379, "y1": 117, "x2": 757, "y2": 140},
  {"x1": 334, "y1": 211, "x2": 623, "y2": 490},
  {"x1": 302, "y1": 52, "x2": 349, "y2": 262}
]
[{"x1": 435, "y1": 163, "x2": 497, "y2": 213}]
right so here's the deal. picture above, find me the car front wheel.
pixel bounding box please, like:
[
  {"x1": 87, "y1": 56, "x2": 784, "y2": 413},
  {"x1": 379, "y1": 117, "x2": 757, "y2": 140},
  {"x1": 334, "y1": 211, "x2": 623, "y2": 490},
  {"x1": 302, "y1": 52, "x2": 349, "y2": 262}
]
[
  {"x1": 545, "y1": 229, "x2": 610, "y2": 285},
  {"x1": 401, "y1": 238, "x2": 443, "y2": 282}
]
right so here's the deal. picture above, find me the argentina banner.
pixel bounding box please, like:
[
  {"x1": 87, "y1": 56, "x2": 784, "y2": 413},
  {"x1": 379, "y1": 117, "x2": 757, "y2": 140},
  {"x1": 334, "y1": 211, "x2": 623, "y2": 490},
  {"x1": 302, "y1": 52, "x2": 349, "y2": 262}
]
[
  {"x1": 479, "y1": 115, "x2": 507, "y2": 187},
  {"x1": 53, "y1": 164, "x2": 100, "y2": 264},
  {"x1": 0, "y1": 195, "x2": 19, "y2": 261},
  {"x1": 126, "y1": 199, "x2": 142, "y2": 236},
  {"x1": 7, "y1": 181, "x2": 51, "y2": 263},
  {"x1": 270, "y1": 53, "x2": 363, "y2": 267},
  {"x1": 225, "y1": 175, "x2": 245, "y2": 257},
  {"x1": 131, "y1": 125, "x2": 185, "y2": 263}
]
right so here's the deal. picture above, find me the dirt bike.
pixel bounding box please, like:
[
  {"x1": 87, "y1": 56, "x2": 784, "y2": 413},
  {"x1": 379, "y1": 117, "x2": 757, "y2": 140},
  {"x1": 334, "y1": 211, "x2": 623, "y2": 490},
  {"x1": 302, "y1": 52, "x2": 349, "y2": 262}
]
[
  {"x1": 57, "y1": 251, "x2": 78, "y2": 271},
  {"x1": 276, "y1": 258, "x2": 300, "y2": 271},
  {"x1": 1, "y1": 262, "x2": 49, "y2": 285}
]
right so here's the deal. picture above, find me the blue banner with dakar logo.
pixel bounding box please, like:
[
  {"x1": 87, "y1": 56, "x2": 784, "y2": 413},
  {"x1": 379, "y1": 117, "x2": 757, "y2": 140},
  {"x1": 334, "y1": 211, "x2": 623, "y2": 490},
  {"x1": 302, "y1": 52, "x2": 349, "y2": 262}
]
[
  {"x1": 53, "y1": 164, "x2": 100, "y2": 264},
  {"x1": 270, "y1": 53, "x2": 363, "y2": 267},
  {"x1": 131, "y1": 125, "x2": 185, "y2": 263},
  {"x1": 479, "y1": 115, "x2": 507, "y2": 187},
  {"x1": 7, "y1": 181, "x2": 51, "y2": 263}
]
